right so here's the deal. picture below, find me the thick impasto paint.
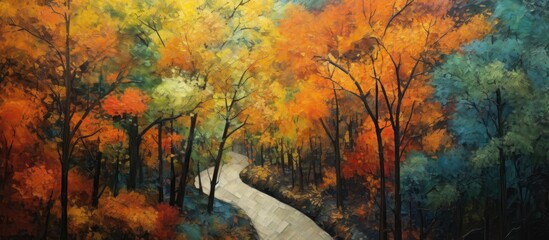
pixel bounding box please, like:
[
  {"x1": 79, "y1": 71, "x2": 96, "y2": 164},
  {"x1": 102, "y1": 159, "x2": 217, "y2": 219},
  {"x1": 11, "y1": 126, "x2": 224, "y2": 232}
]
[{"x1": 1, "y1": 0, "x2": 548, "y2": 239}]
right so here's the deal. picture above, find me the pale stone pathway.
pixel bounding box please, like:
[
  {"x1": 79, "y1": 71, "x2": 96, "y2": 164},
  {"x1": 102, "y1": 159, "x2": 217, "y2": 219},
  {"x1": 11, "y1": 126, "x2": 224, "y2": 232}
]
[{"x1": 194, "y1": 152, "x2": 332, "y2": 240}]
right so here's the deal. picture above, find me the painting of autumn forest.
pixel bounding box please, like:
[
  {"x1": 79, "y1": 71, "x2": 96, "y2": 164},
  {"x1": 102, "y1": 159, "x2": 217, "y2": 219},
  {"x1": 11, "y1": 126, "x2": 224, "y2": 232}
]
[{"x1": 1, "y1": 0, "x2": 549, "y2": 239}]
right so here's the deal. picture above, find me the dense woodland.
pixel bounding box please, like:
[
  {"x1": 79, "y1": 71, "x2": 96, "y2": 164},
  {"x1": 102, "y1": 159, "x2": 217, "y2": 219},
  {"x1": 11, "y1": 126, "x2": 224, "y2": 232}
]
[{"x1": 0, "y1": 0, "x2": 548, "y2": 239}]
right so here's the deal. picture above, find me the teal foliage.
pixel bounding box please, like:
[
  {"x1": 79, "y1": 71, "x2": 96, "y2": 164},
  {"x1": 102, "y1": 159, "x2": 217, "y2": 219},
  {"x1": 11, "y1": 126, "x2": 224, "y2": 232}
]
[
  {"x1": 421, "y1": 0, "x2": 549, "y2": 237},
  {"x1": 278, "y1": 0, "x2": 329, "y2": 10},
  {"x1": 433, "y1": 0, "x2": 549, "y2": 164}
]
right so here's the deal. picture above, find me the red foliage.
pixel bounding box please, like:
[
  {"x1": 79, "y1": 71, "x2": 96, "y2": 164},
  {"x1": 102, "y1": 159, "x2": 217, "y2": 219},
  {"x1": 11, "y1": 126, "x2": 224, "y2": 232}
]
[
  {"x1": 153, "y1": 203, "x2": 181, "y2": 239},
  {"x1": 342, "y1": 123, "x2": 398, "y2": 179}
]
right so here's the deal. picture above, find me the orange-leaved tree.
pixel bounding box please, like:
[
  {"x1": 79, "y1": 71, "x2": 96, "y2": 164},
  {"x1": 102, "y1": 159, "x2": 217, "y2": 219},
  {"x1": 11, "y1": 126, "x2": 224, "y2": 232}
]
[
  {"x1": 276, "y1": 0, "x2": 490, "y2": 239},
  {"x1": 0, "y1": 0, "x2": 133, "y2": 238}
]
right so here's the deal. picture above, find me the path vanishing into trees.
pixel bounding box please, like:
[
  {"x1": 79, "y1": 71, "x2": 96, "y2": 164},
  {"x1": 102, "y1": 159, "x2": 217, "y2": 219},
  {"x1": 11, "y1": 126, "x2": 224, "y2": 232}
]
[{"x1": 194, "y1": 152, "x2": 332, "y2": 240}]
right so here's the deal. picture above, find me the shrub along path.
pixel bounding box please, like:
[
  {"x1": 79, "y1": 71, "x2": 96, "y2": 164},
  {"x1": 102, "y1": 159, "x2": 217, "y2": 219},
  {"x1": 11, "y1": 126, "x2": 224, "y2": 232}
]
[{"x1": 194, "y1": 152, "x2": 332, "y2": 240}]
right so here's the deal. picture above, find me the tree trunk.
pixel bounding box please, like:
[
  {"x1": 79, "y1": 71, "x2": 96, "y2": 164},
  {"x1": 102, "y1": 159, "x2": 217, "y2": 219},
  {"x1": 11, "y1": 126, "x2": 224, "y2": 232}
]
[
  {"x1": 307, "y1": 136, "x2": 315, "y2": 184},
  {"x1": 92, "y1": 151, "x2": 103, "y2": 208},
  {"x1": 318, "y1": 139, "x2": 323, "y2": 183},
  {"x1": 280, "y1": 142, "x2": 285, "y2": 174},
  {"x1": 375, "y1": 126, "x2": 387, "y2": 240},
  {"x1": 138, "y1": 155, "x2": 144, "y2": 186},
  {"x1": 60, "y1": 6, "x2": 72, "y2": 238},
  {"x1": 419, "y1": 208, "x2": 425, "y2": 240},
  {"x1": 42, "y1": 190, "x2": 54, "y2": 240},
  {"x1": 207, "y1": 119, "x2": 230, "y2": 213},
  {"x1": 197, "y1": 160, "x2": 203, "y2": 193},
  {"x1": 157, "y1": 122, "x2": 164, "y2": 203},
  {"x1": 260, "y1": 144, "x2": 264, "y2": 167},
  {"x1": 496, "y1": 88, "x2": 506, "y2": 240},
  {"x1": 347, "y1": 119, "x2": 354, "y2": 149},
  {"x1": 288, "y1": 151, "x2": 295, "y2": 189},
  {"x1": 169, "y1": 155, "x2": 176, "y2": 206},
  {"x1": 394, "y1": 112, "x2": 402, "y2": 240},
  {"x1": 484, "y1": 200, "x2": 490, "y2": 240},
  {"x1": 307, "y1": 153, "x2": 313, "y2": 184},
  {"x1": 112, "y1": 155, "x2": 120, "y2": 197},
  {"x1": 320, "y1": 83, "x2": 344, "y2": 210},
  {"x1": 127, "y1": 115, "x2": 140, "y2": 190},
  {"x1": 177, "y1": 114, "x2": 198, "y2": 210},
  {"x1": 298, "y1": 148, "x2": 304, "y2": 192},
  {"x1": 333, "y1": 83, "x2": 344, "y2": 210},
  {"x1": 169, "y1": 120, "x2": 177, "y2": 206}
]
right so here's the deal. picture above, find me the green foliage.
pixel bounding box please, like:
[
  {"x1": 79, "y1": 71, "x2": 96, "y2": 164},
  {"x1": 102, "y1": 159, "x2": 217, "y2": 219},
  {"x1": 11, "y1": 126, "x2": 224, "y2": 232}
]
[
  {"x1": 428, "y1": 0, "x2": 549, "y2": 237},
  {"x1": 427, "y1": 184, "x2": 459, "y2": 209},
  {"x1": 471, "y1": 141, "x2": 499, "y2": 168},
  {"x1": 151, "y1": 73, "x2": 210, "y2": 115}
]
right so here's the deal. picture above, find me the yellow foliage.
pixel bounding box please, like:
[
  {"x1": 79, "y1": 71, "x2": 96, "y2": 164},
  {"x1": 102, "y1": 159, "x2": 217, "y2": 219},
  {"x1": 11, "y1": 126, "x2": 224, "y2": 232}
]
[{"x1": 68, "y1": 206, "x2": 92, "y2": 234}]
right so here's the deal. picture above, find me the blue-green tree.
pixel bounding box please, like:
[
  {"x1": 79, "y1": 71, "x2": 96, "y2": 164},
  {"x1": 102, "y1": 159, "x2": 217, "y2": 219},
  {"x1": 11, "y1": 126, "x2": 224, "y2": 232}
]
[{"x1": 432, "y1": 0, "x2": 549, "y2": 238}]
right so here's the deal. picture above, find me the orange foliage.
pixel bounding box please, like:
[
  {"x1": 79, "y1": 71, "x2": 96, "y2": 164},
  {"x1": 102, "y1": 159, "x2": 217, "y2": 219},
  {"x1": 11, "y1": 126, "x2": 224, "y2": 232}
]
[
  {"x1": 162, "y1": 132, "x2": 183, "y2": 153},
  {"x1": 278, "y1": 0, "x2": 490, "y2": 180},
  {"x1": 103, "y1": 88, "x2": 150, "y2": 117},
  {"x1": 95, "y1": 191, "x2": 158, "y2": 235},
  {"x1": 98, "y1": 124, "x2": 127, "y2": 152}
]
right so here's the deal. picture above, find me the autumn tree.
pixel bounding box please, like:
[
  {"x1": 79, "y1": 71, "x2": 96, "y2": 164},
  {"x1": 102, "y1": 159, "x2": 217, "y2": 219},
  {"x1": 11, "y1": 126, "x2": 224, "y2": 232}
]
[
  {"x1": 0, "y1": 0, "x2": 136, "y2": 238},
  {"x1": 146, "y1": 0, "x2": 279, "y2": 213},
  {"x1": 151, "y1": 73, "x2": 208, "y2": 205},
  {"x1": 277, "y1": 1, "x2": 489, "y2": 239}
]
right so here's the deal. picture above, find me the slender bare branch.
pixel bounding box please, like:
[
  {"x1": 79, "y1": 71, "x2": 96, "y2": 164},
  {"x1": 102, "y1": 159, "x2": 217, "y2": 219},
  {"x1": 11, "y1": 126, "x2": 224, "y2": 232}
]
[{"x1": 382, "y1": 0, "x2": 414, "y2": 38}]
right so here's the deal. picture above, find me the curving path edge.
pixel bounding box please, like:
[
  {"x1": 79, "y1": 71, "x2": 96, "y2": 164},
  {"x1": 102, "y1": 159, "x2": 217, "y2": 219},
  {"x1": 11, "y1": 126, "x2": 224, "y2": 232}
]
[{"x1": 194, "y1": 152, "x2": 332, "y2": 240}]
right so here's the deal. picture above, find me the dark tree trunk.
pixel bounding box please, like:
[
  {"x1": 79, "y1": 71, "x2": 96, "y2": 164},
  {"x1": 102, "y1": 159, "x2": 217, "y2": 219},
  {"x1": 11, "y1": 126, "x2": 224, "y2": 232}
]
[
  {"x1": 298, "y1": 148, "x2": 304, "y2": 192},
  {"x1": 484, "y1": 200, "x2": 490, "y2": 240},
  {"x1": 394, "y1": 110, "x2": 402, "y2": 240},
  {"x1": 139, "y1": 155, "x2": 145, "y2": 185},
  {"x1": 375, "y1": 125, "x2": 387, "y2": 240},
  {"x1": 347, "y1": 118, "x2": 354, "y2": 149},
  {"x1": 42, "y1": 190, "x2": 54, "y2": 240},
  {"x1": 306, "y1": 156, "x2": 311, "y2": 184},
  {"x1": 169, "y1": 155, "x2": 176, "y2": 206},
  {"x1": 307, "y1": 136, "x2": 315, "y2": 184},
  {"x1": 419, "y1": 208, "x2": 424, "y2": 240},
  {"x1": 112, "y1": 155, "x2": 120, "y2": 196},
  {"x1": 320, "y1": 83, "x2": 344, "y2": 210},
  {"x1": 169, "y1": 120, "x2": 177, "y2": 206},
  {"x1": 197, "y1": 160, "x2": 203, "y2": 193},
  {"x1": 288, "y1": 151, "x2": 295, "y2": 189},
  {"x1": 207, "y1": 119, "x2": 230, "y2": 213},
  {"x1": 260, "y1": 144, "x2": 264, "y2": 167},
  {"x1": 60, "y1": 8, "x2": 72, "y2": 238},
  {"x1": 92, "y1": 151, "x2": 103, "y2": 208},
  {"x1": 280, "y1": 142, "x2": 285, "y2": 174},
  {"x1": 495, "y1": 88, "x2": 507, "y2": 240},
  {"x1": 318, "y1": 139, "x2": 323, "y2": 183},
  {"x1": 127, "y1": 115, "x2": 140, "y2": 190},
  {"x1": 158, "y1": 122, "x2": 164, "y2": 203},
  {"x1": 458, "y1": 200, "x2": 464, "y2": 239},
  {"x1": 177, "y1": 114, "x2": 198, "y2": 210}
]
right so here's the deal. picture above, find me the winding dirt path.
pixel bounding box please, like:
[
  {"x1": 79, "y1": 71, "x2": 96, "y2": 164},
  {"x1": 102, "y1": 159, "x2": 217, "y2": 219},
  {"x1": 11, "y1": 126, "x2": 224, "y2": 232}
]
[{"x1": 194, "y1": 152, "x2": 332, "y2": 240}]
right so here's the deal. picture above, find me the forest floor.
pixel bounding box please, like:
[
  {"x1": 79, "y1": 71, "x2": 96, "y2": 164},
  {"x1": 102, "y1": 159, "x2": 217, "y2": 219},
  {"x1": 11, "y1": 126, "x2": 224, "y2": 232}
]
[
  {"x1": 240, "y1": 163, "x2": 377, "y2": 240},
  {"x1": 194, "y1": 152, "x2": 332, "y2": 240}
]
